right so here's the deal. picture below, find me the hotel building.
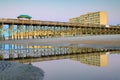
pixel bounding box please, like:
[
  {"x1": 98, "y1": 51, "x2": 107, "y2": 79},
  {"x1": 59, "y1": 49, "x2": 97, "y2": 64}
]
[{"x1": 69, "y1": 11, "x2": 107, "y2": 25}]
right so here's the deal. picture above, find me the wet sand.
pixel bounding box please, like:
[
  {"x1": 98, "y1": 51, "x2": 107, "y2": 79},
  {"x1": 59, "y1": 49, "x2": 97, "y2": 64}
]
[
  {"x1": 1, "y1": 35, "x2": 120, "y2": 46},
  {"x1": 69, "y1": 40, "x2": 120, "y2": 45},
  {"x1": 0, "y1": 61, "x2": 44, "y2": 80}
]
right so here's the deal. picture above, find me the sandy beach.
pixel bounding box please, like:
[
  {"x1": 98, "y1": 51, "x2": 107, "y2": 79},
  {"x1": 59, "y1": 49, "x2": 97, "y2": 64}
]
[
  {"x1": 1, "y1": 35, "x2": 120, "y2": 46},
  {"x1": 0, "y1": 61, "x2": 44, "y2": 80}
]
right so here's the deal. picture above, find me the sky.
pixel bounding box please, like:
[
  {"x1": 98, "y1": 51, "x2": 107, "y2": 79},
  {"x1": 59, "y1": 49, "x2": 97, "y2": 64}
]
[{"x1": 0, "y1": 0, "x2": 120, "y2": 25}]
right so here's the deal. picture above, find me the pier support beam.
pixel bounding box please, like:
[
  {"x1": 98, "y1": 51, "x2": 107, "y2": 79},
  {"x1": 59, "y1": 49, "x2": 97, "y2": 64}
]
[
  {"x1": 0, "y1": 24, "x2": 4, "y2": 40},
  {"x1": 0, "y1": 54, "x2": 4, "y2": 60},
  {"x1": 9, "y1": 24, "x2": 14, "y2": 40}
]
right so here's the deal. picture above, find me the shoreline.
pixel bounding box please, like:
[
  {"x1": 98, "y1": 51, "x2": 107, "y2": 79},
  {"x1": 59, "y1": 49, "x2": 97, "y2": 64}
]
[{"x1": 1, "y1": 35, "x2": 120, "y2": 46}]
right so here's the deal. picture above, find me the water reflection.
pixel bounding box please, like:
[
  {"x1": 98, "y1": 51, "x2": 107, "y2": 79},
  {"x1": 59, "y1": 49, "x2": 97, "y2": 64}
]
[
  {"x1": 0, "y1": 43, "x2": 120, "y2": 67},
  {"x1": 70, "y1": 53, "x2": 108, "y2": 67},
  {"x1": 1, "y1": 43, "x2": 120, "y2": 80},
  {"x1": 33, "y1": 52, "x2": 120, "y2": 80}
]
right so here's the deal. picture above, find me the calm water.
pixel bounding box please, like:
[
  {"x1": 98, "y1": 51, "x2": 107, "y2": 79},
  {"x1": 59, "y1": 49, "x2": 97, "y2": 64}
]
[
  {"x1": 32, "y1": 53, "x2": 120, "y2": 80},
  {"x1": 0, "y1": 43, "x2": 120, "y2": 80}
]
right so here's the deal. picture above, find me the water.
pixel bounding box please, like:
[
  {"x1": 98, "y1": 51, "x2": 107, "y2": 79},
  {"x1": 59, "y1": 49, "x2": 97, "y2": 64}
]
[
  {"x1": 0, "y1": 43, "x2": 120, "y2": 80},
  {"x1": 33, "y1": 54, "x2": 120, "y2": 80}
]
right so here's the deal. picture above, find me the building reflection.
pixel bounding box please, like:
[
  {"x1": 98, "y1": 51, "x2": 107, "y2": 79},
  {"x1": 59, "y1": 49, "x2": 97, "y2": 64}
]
[{"x1": 70, "y1": 53, "x2": 108, "y2": 67}]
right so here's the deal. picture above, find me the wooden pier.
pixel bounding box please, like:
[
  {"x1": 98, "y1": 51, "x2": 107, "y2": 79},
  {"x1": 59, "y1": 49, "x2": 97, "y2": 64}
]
[{"x1": 0, "y1": 18, "x2": 120, "y2": 40}]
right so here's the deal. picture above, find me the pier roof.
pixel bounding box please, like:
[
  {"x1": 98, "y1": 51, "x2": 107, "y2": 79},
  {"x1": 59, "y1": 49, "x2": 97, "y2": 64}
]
[{"x1": 17, "y1": 14, "x2": 32, "y2": 19}]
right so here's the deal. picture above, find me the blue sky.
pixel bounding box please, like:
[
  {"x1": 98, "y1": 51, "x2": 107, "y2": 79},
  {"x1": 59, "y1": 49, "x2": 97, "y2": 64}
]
[{"x1": 0, "y1": 0, "x2": 120, "y2": 25}]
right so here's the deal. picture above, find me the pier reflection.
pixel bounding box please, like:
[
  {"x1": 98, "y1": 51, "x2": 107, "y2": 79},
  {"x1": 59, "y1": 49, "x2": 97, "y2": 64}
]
[{"x1": 0, "y1": 44, "x2": 120, "y2": 67}]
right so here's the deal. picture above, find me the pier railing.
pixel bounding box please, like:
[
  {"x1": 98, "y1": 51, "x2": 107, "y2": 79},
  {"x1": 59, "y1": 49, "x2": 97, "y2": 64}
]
[{"x1": 0, "y1": 18, "x2": 104, "y2": 27}]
